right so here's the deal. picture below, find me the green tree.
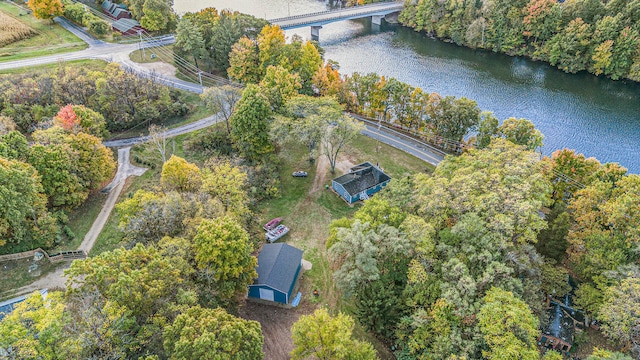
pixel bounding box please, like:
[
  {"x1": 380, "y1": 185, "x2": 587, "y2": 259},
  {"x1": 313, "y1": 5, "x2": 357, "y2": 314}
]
[
  {"x1": 230, "y1": 84, "x2": 274, "y2": 161},
  {"x1": 546, "y1": 18, "x2": 593, "y2": 73},
  {"x1": 201, "y1": 159, "x2": 250, "y2": 220},
  {"x1": 0, "y1": 130, "x2": 29, "y2": 161},
  {"x1": 175, "y1": 17, "x2": 207, "y2": 69},
  {"x1": 320, "y1": 114, "x2": 364, "y2": 174},
  {"x1": 475, "y1": 112, "x2": 500, "y2": 149},
  {"x1": 478, "y1": 287, "x2": 539, "y2": 360},
  {"x1": 586, "y1": 348, "x2": 634, "y2": 360},
  {"x1": 290, "y1": 308, "x2": 377, "y2": 360},
  {"x1": 427, "y1": 95, "x2": 481, "y2": 143},
  {"x1": 65, "y1": 243, "x2": 191, "y2": 357},
  {"x1": 0, "y1": 157, "x2": 55, "y2": 250},
  {"x1": 28, "y1": 144, "x2": 86, "y2": 209},
  {"x1": 27, "y1": 0, "x2": 63, "y2": 22},
  {"x1": 207, "y1": 12, "x2": 268, "y2": 74},
  {"x1": 161, "y1": 155, "x2": 202, "y2": 192},
  {"x1": 65, "y1": 132, "x2": 116, "y2": 190},
  {"x1": 598, "y1": 277, "x2": 640, "y2": 354},
  {"x1": 0, "y1": 291, "x2": 74, "y2": 360},
  {"x1": 260, "y1": 65, "x2": 302, "y2": 111},
  {"x1": 228, "y1": 36, "x2": 261, "y2": 84},
  {"x1": 271, "y1": 95, "x2": 343, "y2": 162},
  {"x1": 257, "y1": 25, "x2": 286, "y2": 75},
  {"x1": 567, "y1": 175, "x2": 640, "y2": 281},
  {"x1": 329, "y1": 220, "x2": 412, "y2": 297},
  {"x1": 139, "y1": 0, "x2": 176, "y2": 32},
  {"x1": 192, "y1": 217, "x2": 258, "y2": 305},
  {"x1": 163, "y1": 305, "x2": 263, "y2": 360},
  {"x1": 498, "y1": 117, "x2": 544, "y2": 151}
]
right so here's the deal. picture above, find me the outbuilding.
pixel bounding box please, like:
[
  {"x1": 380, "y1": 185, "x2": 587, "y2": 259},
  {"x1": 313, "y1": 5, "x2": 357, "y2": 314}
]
[
  {"x1": 248, "y1": 243, "x2": 303, "y2": 305},
  {"x1": 332, "y1": 162, "x2": 391, "y2": 204}
]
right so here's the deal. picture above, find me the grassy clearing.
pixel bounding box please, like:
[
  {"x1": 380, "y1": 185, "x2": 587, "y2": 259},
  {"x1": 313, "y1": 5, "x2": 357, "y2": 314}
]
[
  {"x1": 0, "y1": 58, "x2": 107, "y2": 75},
  {"x1": 350, "y1": 133, "x2": 435, "y2": 177},
  {"x1": 56, "y1": 192, "x2": 107, "y2": 252},
  {"x1": 129, "y1": 45, "x2": 173, "y2": 64},
  {"x1": 256, "y1": 134, "x2": 429, "y2": 359},
  {"x1": 0, "y1": 2, "x2": 87, "y2": 62},
  {"x1": 0, "y1": 258, "x2": 64, "y2": 296}
]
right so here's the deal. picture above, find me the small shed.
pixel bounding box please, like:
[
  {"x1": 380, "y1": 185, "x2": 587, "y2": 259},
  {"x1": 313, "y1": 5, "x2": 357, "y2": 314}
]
[
  {"x1": 248, "y1": 243, "x2": 303, "y2": 305},
  {"x1": 332, "y1": 162, "x2": 391, "y2": 204}
]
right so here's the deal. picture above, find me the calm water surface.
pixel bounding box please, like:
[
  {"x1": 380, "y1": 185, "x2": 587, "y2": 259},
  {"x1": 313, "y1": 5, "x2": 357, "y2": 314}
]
[{"x1": 175, "y1": 0, "x2": 640, "y2": 172}]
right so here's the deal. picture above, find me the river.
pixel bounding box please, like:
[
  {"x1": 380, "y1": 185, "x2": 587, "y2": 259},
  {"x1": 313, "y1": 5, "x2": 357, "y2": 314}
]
[{"x1": 174, "y1": 0, "x2": 640, "y2": 173}]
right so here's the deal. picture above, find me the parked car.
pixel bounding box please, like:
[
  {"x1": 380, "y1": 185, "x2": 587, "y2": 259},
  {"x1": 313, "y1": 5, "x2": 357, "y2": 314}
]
[
  {"x1": 263, "y1": 217, "x2": 282, "y2": 231},
  {"x1": 292, "y1": 171, "x2": 308, "y2": 177}
]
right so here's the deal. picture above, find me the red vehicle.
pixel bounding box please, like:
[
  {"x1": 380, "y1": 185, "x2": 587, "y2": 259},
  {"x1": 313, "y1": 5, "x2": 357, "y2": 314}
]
[{"x1": 263, "y1": 217, "x2": 282, "y2": 231}]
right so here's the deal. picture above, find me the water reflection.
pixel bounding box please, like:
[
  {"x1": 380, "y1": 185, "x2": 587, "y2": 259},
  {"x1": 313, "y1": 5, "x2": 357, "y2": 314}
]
[{"x1": 174, "y1": 0, "x2": 640, "y2": 172}]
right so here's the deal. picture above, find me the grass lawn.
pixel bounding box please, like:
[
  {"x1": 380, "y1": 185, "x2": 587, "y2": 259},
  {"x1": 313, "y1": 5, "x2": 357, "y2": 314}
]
[
  {"x1": 0, "y1": 58, "x2": 107, "y2": 74},
  {"x1": 257, "y1": 134, "x2": 430, "y2": 359},
  {"x1": 54, "y1": 191, "x2": 107, "y2": 252},
  {"x1": 0, "y1": 2, "x2": 87, "y2": 62},
  {"x1": 129, "y1": 45, "x2": 173, "y2": 64},
  {"x1": 0, "y1": 258, "x2": 64, "y2": 298}
]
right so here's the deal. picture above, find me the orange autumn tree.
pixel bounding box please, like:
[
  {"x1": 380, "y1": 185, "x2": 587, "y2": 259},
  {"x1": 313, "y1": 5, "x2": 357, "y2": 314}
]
[
  {"x1": 54, "y1": 105, "x2": 108, "y2": 137},
  {"x1": 27, "y1": 0, "x2": 63, "y2": 22},
  {"x1": 54, "y1": 104, "x2": 78, "y2": 132}
]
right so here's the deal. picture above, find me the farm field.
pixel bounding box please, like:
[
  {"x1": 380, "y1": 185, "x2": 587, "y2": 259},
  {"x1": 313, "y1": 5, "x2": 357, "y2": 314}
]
[{"x1": 0, "y1": 2, "x2": 86, "y2": 62}]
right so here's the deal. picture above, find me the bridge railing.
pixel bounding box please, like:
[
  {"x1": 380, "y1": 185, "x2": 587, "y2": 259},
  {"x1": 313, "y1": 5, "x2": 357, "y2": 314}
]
[{"x1": 268, "y1": 1, "x2": 402, "y2": 22}]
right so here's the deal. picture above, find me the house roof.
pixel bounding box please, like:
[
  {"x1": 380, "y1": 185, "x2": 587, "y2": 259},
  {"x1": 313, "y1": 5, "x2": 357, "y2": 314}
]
[
  {"x1": 111, "y1": 8, "x2": 130, "y2": 17},
  {"x1": 112, "y1": 18, "x2": 140, "y2": 32},
  {"x1": 0, "y1": 289, "x2": 48, "y2": 321},
  {"x1": 333, "y1": 162, "x2": 391, "y2": 196},
  {"x1": 252, "y1": 243, "x2": 302, "y2": 294},
  {"x1": 101, "y1": 0, "x2": 113, "y2": 10}
]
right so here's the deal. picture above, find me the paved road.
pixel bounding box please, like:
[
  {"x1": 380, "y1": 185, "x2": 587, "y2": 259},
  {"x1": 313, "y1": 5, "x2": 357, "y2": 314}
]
[
  {"x1": 361, "y1": 125, "x2": 445, "y2": 167},
  {"x1": 104, "y1": 112, "x2": 225, "y2": 147},
  {"x1": 78, "y1": 147, "x2": 146, "y2": 253}
]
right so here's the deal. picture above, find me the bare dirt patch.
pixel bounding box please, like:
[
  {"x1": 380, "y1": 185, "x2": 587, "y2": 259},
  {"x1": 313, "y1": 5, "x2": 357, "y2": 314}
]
[
  {"x1": 239, "y1": 301, "x2": 314, "y2": 360},
  {"x1": 335, "y1": 157, "x2": 356, "y2": 174},
  {"x1": 310, "y1": 154, "x2": 329, "y2": 194},
  {"x1": 136, "y1": 61, "x2": 177, "y2": 78}
]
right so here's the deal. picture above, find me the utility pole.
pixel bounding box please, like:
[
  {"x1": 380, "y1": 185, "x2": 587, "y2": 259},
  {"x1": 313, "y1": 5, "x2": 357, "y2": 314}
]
[
  {"x1": 198, "y1": 71, "x2": 203, "y2": 91},
  {"x1": 138, "y1": 30, "x2": 146, "y2": 59}
]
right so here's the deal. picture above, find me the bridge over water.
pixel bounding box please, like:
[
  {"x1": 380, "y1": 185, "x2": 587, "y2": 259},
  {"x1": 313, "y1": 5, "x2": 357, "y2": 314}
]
[{"x1": 268, "y1": 1, "x2": 404, "y2": 41}]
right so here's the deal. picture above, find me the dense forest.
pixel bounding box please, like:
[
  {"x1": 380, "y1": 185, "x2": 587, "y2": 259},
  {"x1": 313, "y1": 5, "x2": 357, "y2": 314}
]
[
  {"x1": 0, "y1": 63, "x2": 192, "y2": 254},
  {"x1": 399, "y1": 0, "x2": 640, "y2": 81}
]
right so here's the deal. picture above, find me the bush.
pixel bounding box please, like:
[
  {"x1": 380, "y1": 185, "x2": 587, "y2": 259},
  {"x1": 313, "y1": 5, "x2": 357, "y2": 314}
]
[
  {"x1": 63, "y1": 2, "x2": 85, "y2": 24},
  {"x1": 184, "y1": 128, "x2": 234, "y2": 156},
  {"x1": 63, "y1": 225, "x2": 75, "y2": 240},
  {"x1": 89, "y1": 19, "x2": 110, "y2": 36}
]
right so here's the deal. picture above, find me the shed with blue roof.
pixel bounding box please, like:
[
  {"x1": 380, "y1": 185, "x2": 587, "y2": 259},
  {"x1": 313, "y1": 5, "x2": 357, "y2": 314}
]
[{"x1": 248, "y1": 243, "x2": 303, "y2": 305}]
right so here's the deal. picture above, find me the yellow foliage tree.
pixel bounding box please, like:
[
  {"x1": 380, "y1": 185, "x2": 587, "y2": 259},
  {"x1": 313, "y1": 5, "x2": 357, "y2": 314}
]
[
  {"x1": 161, "y1": 155, "x2": 201, "y2": 192},
  {"x1": 28, "y1": 0, "x2": 63, "y2": 22}
]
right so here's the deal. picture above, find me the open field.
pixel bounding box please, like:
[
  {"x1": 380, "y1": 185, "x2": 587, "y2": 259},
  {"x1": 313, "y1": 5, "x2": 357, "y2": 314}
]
[
  {"x1": 0, "y1": 2, "x2": 87, "y2": 62},
  {"x1": 0, "y1": 10, "x2": 37, "y2": 47}
]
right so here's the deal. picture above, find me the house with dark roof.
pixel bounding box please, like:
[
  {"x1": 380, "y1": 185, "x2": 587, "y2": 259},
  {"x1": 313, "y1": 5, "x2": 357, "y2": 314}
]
[
  {"x1": 539, "y1": 296, "x2": 586, "y2": 355},
  {"x1": 248, "y1": 243, "x2": 303, "y2": 305},
  {"x1": 332, "y1": 162, "x2": 391, "y2": 204},
  {"x1": 101, "y1": 0, "x2": 132, "y2": 20}
]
